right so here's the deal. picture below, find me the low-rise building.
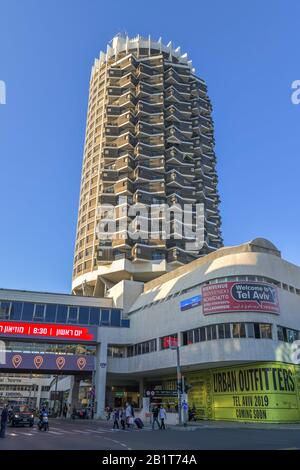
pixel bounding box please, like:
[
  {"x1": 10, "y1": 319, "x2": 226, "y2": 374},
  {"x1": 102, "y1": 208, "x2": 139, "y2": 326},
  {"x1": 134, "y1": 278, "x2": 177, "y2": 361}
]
[{"x1": 1, "y1": 238, "x2": 300, "y2": 422}]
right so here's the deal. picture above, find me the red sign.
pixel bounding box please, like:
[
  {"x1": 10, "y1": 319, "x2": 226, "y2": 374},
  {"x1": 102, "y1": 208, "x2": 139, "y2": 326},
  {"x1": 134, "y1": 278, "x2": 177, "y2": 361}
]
[
  {"x1": 0, "y1": 322, "x2": 95, "y2": 341},
  {"x1": 163, "y1": 336, "x2": 178, "y2": 349},
  {"x1": 202, "y1": 281, "x2": 280, "y2": 315}
]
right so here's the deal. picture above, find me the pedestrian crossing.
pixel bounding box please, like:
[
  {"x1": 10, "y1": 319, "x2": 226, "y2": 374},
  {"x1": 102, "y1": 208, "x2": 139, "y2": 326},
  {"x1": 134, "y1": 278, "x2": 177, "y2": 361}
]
[{"x1": 7, "y1": 425, "x2": 152, "y2": 438}]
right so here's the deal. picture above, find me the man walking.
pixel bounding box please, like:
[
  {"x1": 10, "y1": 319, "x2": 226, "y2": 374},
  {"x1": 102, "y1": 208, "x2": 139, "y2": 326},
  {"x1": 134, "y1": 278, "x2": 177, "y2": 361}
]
[
  {"x1": 159, "y1": 405, "x2": 167, "y2": 430},
  {"x1": 112, "y1": 408, "x2": 120, "y2": 429},
  {"x1": 0, "y1": 405, "x2": 9, "y2": 438},
  {"x1": 152, "y1": 405, "x2": 160, "y2": 430},
  {"x1": 120, "y1": 407, "x2": 126, "y2": 430}
]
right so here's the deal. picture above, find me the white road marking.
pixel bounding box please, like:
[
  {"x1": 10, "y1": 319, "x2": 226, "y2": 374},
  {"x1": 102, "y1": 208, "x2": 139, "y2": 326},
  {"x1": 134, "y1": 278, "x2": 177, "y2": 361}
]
[
  {"x1": 72, "y1": 430, "x2": 90, "y2": 434},
  {"x1": 48, "y1": 430, "x2": 63, "y2": 435}
]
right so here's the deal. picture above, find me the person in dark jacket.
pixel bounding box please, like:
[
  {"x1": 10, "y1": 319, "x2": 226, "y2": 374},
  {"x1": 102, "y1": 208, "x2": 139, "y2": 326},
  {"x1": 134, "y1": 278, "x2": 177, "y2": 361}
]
[
  {"x1": 112, "y1": 409, "x2": 120, "y2": 429},
  {"x1": 0, "y1": 405, "x2": 9, "y2": 438},
  {"x1": 152, "y1": 405, "x2": 160, "y2": 430}
]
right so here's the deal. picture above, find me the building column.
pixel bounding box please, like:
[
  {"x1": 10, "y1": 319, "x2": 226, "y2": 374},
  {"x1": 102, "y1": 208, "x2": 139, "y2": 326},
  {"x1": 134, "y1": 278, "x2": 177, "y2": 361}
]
[
  {"x1": 95, "y1": 342, "x2": 108, "y2": 419},
  {"x1": 36, "y1": 385, "x2": 42, "y2": 410},
  {"x1": 67, "y1": 376, "x2": 81, "y2": 414}
]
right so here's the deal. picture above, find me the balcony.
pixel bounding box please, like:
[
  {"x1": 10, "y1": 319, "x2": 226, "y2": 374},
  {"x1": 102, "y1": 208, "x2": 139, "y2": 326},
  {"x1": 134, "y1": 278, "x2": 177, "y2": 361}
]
[
  {"x1": 135, "y1": 157, "x2": 164, "y2": 170},
  {"x1": 166, "y1": 170, "x2": 194, "y2": 188},
  {"x1": 106, "y1": 133, "x2": 135, "y2": 150},
  {"x1": 166, "y1": 247, "x2": 196, "y2": 265},
  {"x1": 135, "y1": 122, "x2": 164, "y2": 136},
  {"x1": 134, "y1": 167, "x2": 164, "y2": 182},
  {"x1": 114, "y1": 179, "x2": 134, "y2": 195},
  {"x1": 133, "y1": 191, "x2": 165, "y2": 206},
  {"x1": 166, "y1": 187, "x2": 196, "y2": 201},
  {"x1": 137, "y1": 135, "x2": 164, "y2": 147},
  {"x1": 165, "y1": 106, "x2": 191, "y2": 122},
  {"x1": 136, "y1": 101, "x2": 163, "y2": 115},
  {"x1": 136, "y1": 82, "x2": 163, "y2": 96},
  {"x1": 131, "y1": 244, "x2": 165, "y2": 262},
  {"x1": 165, "y1": 83, "x2": 191, "y2": 98},
  {"x1": 103, "y1": 147, "x2": 120, "y2": 158},
  {"x1": 167, "y1": 165, "x2": 195, "y2": 179},
  {"x1": 101, "y1": 170, "x2": 119, "y2": 183},
  {"x1": 165, "y1": 126, "x2": 192, "y2": 143},
  {"x1": 137, "y1": 63, "x2": 163, "y2": 77},
  {"x1": 165, "y1": 67, "x2": 190, "y2": 84},
  {"x1": 166, "y1": 141, "x2": 194, "y2": 154},
  {"x1": 135, "y1": 181, "x2": 165, "y2": 194},
  {"x1": 115, "y1": 156, "x2": 134, "y2": 171},
  {"x1": 135, "y1": 144, "x2": 164, "y2": 158}
]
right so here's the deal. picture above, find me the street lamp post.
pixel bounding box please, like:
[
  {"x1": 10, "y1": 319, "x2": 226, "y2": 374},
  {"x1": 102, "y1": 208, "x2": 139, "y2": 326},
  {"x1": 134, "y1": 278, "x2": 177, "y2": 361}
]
[
  {"x1": 169, "y1": 338, "x2": 182, "y2": 426},
  {"x1": 176, "y1": 346, "x2": 182, "y2": 426}
]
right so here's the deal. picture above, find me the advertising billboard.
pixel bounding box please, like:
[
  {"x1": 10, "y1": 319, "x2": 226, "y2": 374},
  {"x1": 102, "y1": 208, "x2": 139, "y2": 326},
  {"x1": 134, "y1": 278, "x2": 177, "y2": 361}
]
[
  {"x1": 187, "y1": 362, "x2": 300, "y2": 422},
  {"x1": 0, "y1": 322, "x2": 97, "y2": 342},
  {"x1": 180, "y1": 295, "x2": 202, "y2": 311},
  {"x1": 202, "y1": 281, "x2": 280, "y2": 315},
  {"x1": 0, "y1": 351, "x2": 95, "y2": 372}
]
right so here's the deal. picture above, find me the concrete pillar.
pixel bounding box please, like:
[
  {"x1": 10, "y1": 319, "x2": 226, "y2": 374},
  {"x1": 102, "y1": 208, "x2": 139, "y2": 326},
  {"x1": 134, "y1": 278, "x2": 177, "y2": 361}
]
[
  {"x1": 95, "y1": 342, "x2": 108, "y2": 419},
  {"x1": 67, "y1": 376, "x2": 81, "y2": 413},
  {"x1": 36, "y1": 385, "x2": 42, "y2": 410}
]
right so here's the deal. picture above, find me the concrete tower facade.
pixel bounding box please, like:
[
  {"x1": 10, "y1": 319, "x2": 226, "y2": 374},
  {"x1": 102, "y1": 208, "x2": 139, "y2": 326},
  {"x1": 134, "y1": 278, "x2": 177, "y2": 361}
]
[{"x1": 72, "y1": 35, "x2": 222, "y2": 296}]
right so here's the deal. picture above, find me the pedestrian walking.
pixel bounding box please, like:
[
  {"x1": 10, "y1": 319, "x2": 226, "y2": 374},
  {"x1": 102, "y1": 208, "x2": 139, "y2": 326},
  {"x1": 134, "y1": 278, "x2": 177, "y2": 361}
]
[
  {"x1": 159, "y1": 405, "x2": 167, "y2": 430},
  {"x1": 152, "y1": 405, "x2": 160, "y2": 430},
  {"x1": 62, "y1": 403, "x2": 68, "y2": 419},
  {"x1": 0, "y1": 405, "x2": 9, "y2": 438},
  {"x1": 125, "y1": 402, "x2": 134, "y2": 429},
  {"x1": 120, "y1": 407, "x2": 126, "y2": 430},
  {"x1": 112, "y1": 408, "x2": 120, "y2": 429},
  {"x1": 106, "y1": 405, "x2": 112, "y2": 421}
]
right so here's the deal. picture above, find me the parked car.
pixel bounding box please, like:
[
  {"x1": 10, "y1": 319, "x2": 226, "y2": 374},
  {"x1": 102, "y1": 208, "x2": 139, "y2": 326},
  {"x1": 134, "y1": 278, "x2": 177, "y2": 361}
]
[{"x1": 9, "y1": 405, "x2": 34, "y2": 427}]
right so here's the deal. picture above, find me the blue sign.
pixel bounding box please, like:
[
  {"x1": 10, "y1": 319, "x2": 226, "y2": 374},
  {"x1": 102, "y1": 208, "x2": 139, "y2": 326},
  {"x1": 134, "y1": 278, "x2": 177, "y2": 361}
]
[{"x1": 180, "y1": 295, "x2": 202, "y2": 311}]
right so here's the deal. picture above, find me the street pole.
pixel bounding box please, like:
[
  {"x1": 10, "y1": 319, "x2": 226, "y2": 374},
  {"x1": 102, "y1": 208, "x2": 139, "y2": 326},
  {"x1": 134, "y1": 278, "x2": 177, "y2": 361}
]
[
  {"x1": 54, "y1": 375, "x2": 58, "y2": 416},
  {"x1": 28, "y1": 372, "x2": 32, "y2": 408},
  {"x1": 176, "y1": 346, "x2": 182, "y2": 426}
]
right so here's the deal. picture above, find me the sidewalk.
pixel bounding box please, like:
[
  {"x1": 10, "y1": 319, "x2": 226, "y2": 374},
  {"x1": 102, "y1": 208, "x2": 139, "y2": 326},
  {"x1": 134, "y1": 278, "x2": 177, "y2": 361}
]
[{"x1": 169, "y1": 420, "x2": 300, "y2": 431}]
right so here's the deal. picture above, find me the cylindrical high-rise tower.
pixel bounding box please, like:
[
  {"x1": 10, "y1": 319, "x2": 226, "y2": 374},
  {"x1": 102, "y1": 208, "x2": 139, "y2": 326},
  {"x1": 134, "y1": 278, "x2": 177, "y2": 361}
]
[{"x1": 72, "y1": 35, "x2": 222, "y2": 296}]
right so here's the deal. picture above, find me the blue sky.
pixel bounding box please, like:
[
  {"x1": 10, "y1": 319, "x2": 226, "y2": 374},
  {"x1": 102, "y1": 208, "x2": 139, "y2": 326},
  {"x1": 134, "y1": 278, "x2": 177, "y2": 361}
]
[{"x1": 0, "y1": 0, "x2": 299, "y2": 293}]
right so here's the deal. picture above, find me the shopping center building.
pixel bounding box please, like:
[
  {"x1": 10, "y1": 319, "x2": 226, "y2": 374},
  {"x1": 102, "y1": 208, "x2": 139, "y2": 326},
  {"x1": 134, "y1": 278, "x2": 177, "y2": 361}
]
[{"x1": 1, "y1": 238, "x2": 300, "y2": 422}]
